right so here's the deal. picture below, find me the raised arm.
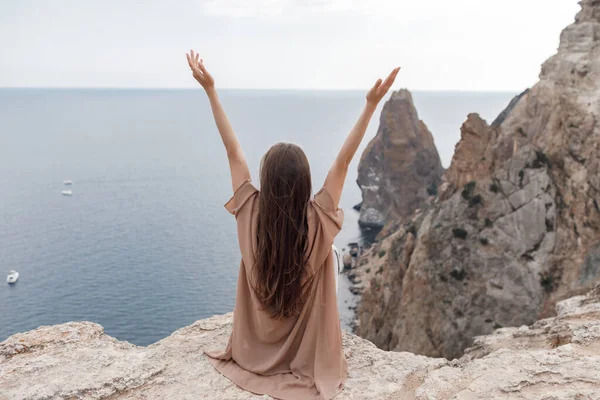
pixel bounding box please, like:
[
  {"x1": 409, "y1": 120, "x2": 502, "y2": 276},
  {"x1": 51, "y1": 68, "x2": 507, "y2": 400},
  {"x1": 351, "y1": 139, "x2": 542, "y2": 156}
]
[
  {"x1": 186, "y1": 50, "x2": 251, "y2": 193},
  {"x1": 323, "y1": 67, "x2": 401, "y2": 207}
]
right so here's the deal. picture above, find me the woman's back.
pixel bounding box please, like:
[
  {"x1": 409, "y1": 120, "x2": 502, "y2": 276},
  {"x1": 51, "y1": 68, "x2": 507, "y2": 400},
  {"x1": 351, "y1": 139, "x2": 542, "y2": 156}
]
[{"x1": 205, "y1": 179, "x2": 347, "y2": 400}]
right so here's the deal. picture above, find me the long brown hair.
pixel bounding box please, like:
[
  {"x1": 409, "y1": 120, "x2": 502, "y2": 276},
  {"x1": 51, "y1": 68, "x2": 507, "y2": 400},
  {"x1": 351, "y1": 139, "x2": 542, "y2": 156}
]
[{"x1": 253, "y1": 142, "x2": 313, "y2": 319}]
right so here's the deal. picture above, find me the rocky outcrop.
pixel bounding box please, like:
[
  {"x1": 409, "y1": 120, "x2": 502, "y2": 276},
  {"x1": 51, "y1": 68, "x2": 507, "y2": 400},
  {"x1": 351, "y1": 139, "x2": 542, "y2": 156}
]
[
  {"x1": 356, "y1": 89, "x2": 444, "y2": 229},
  {"x1": 440, "y1": 113, "x2": 495, "y2": 196},
  {"x1": 356, "y1": 0, "x2": 600, "y2": 360},
  {"x1": 2, "y1": 285, "x2": 600, "y2": 399}
]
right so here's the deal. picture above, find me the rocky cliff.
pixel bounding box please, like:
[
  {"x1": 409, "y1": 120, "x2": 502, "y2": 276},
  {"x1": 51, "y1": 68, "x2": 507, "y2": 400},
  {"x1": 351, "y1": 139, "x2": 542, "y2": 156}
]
[
  {"x1": 356, "y1": 0, "x2": 600, "y2": 360},
  {"x1": 356, "y1": 89, "x2": 444, "y2": 229},
  {"x1": 1, "y1": 285, "x2": 600, "y2": 399}
]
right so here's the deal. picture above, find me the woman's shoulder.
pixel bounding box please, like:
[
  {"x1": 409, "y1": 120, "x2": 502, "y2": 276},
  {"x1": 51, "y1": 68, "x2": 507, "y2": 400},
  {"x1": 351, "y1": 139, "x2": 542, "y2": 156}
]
[
  {"x1": 224, "y1": 179, "x2": 260, "y2": 216},
  {"x1": 304, "y1": 186, "x2": 344, "y2": 268},
  {"x1": 308, "y1": 186, "x2": 343, "y2": 220}
]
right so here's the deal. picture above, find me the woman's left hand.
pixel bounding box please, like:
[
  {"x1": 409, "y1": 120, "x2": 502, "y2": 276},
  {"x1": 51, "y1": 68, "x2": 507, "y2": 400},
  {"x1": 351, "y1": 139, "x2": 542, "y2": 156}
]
[
  {"x1": 186, "y1": 50, "x2": 215, "y2": 92},
  {"x1": 366, "y1": 67, "x2": 400, "y2": 108}
]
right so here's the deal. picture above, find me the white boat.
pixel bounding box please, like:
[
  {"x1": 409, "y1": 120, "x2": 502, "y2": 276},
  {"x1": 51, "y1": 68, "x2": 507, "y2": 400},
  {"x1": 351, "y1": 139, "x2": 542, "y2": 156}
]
[
  {"x1": 61, "y1": 190, "x2": 73, "y2": 196},
  {"x1": 63, "y1": 180, "x2": 73, "y2": 185},
  {"x1": 7, "y1": 270, "x2": 19, "y2": 284}
]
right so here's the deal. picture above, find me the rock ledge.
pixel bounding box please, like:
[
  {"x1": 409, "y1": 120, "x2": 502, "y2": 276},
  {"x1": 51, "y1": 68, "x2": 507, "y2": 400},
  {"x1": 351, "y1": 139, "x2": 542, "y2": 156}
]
[{"x1": 2, "y1": 285, "x2": 600, "y2": 399}]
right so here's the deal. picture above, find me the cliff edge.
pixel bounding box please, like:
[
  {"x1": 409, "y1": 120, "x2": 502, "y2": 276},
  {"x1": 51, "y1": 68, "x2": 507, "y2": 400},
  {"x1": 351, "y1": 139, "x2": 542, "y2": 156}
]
[{"x1": 1, "y1": 284, "x2": 600, "y2": 399}]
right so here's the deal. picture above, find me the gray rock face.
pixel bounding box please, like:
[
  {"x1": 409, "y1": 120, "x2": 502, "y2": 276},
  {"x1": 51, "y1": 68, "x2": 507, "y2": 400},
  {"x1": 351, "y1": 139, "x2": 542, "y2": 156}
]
[
  {"x1": 356, "y1": 89, "x2": 444, "y2": 228},
  {"x1": 2, "y1": 285, "x2": 600, "y2": 399},
  {"x1": 356, "y1": 0, "x2": 600, "y2": 360}
]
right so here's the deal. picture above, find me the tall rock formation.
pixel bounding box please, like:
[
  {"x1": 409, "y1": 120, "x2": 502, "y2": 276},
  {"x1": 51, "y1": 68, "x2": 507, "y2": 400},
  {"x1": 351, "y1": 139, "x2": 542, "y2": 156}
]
[
  {"x1": 356, "y1": 0, "x2": 600, "y2": 360},
  {"x1": 356, "y1": 89, "x2": 444, "y2": 228}
]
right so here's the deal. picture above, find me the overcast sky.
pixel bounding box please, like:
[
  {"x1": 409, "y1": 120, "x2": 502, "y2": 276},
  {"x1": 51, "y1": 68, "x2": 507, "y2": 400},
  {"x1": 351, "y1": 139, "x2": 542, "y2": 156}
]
[{"x1": 0, "y1": 0, "x2": 580, "y2": 90}]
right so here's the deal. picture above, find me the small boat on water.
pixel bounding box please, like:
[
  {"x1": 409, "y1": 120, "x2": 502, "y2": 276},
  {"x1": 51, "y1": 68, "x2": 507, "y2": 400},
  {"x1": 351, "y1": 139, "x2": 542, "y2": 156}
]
[
  {"x1": 7, "y1": 270, "x2": 19, "y2": 284},
  {"x1": 63, "y1": 180, "x2": 73, "y2": 185},
  {"x1": 61, "y1": 190, "x2": 73, "y2": 196}
]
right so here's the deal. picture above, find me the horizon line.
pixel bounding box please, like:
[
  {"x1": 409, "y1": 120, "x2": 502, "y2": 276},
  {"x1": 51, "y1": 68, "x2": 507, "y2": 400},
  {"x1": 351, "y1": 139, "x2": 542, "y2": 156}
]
[{"x1": 0, "y1": 86, "x2": 522, "y2": 93}]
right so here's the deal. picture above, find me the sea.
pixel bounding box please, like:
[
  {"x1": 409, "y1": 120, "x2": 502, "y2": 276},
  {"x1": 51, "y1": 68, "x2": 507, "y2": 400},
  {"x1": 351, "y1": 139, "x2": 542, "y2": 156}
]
[{"x1": 0, "y1": 89, "x2": 517, "y2": 345}]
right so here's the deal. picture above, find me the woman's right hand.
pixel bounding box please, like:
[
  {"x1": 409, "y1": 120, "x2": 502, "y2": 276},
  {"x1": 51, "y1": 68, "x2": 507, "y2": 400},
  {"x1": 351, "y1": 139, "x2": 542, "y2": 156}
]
[
  {"x1": 186, "y1": 50, "x2": 215, "y2": 93},
  {"x1": 366, "y1": 67, "x2": 401, "y2": 107}
]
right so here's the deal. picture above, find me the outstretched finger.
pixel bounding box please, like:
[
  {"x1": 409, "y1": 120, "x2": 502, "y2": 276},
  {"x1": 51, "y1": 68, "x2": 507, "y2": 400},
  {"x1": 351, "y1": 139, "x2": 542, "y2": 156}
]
[
  {"x1": 381, "y1": 69, "x2": 394, "y2": 86},
  {"x1": 198, "y1": 59, "x2": 211, "y2": 77},
  {"x1": 186, "y1": 53, "x2": 194, "y2": 69},
  {"x1": 198, "y1": 59, "x2": 207, "y2": 73},
  {"x1": 387, "y1": 67, "x2": 401, "y2": 88},
  {"x1": 372, "y1": 78, "x2": 382, "y2": 90},
  {"x1": 381, "y1": 67, "x2": 398, "y2": 89},
  {"x1": 195, "y1": 52, "x2": 199, "y2": 66}
]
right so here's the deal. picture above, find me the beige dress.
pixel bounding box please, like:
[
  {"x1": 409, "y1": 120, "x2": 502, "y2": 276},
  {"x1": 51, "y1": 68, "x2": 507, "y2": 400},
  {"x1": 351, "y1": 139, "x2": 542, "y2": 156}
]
[{"x1": 205, "y1": 178, "x2": 348, "y2": 400}]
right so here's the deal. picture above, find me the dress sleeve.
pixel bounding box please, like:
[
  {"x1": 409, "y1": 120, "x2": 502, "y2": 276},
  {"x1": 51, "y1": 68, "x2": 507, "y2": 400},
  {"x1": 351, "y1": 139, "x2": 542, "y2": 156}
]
[
  {"x1": 311, "y1": 186, "x2": 344, "y2": 230},
  {"x1": 307, "y1": 186, "x2": 344, "y2": 268},
  {"x1": 224, "y1": 178, "x2": 259, "y2": 218}
]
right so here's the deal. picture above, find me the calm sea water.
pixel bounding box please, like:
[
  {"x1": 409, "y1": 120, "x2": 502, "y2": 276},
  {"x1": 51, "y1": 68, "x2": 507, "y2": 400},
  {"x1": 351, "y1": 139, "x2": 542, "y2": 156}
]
[{"x1": 0, "y1": 89, "x2": 516, "y2": 345}]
